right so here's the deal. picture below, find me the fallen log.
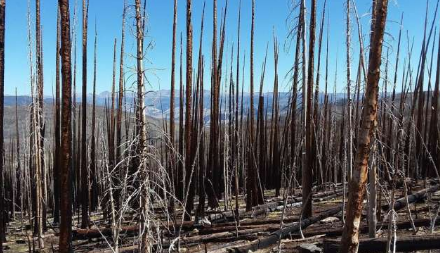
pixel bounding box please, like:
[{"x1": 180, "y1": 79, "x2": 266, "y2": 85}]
[
  {"x1": 72, "y1": 221, "x2": 195, "y2": 240},
  {"x1": 301, "y1": 218, "x2": 440, "y2": 238},
  {"x1": 181, "y1": 227, "x2": 265, "y2": 245},
  {"x1": 208, "y1": 215, "x2": 300, "y2": 228},
  {"x1": 199, "y1": 223, "x2": 281, "y2": 235},
  {"x1": 210, "y1": 197, "x2": 303, "y2": 222},
  {"x1": 226, "y1": 206, "x2": 343, "y2": 253},
  {"x1": 210, "y1": 189, "x2": 343, "y2": 223},
  {"x1": 251, "y1": 191, "x2": 343, "y2": 218},
  {"x1": 323, "y1": 234, "x2": 440, "y2": 253},
  {"x1": 191, "y1": 240, "x2": 251, "y2": 253},
  {"x1": 72, "y1": 225, "x2": 138, "y2": 240},
  {"x1": 382, "y1": 184, "x2": 439, "y2": 211}
]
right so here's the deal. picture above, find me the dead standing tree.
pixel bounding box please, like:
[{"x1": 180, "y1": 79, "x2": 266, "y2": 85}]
[
  {"x1": 339, "y1": 0, "x2": 389, "y2": 252},
  {"x1": 90, "y1": 23, "x2": 98, "y2": 213},
  {"x1": 208, "y1": 0, "x2": 220, "y2": 209},
  {"x1": 113, "y1": 0, "x2": 126, "y2": 216},
  {"x1": 184, "y1": 0, "x2": 194, "y2": 221},
  {"x1": 303, "y1": 0, "x2": 317, "y2": 219},
  {"x1": 289, "y1": 0, "x2": 304, "y2": 194},
  {"x1": 0, "y1": 1, "x2": 5, "y2": 251},
  {"x1": 32, "y1": 0, "x2": 45, "y2": 247},
  {"x1": 271, "y1": 35, "x2": 280, "y2": 196},
  {"x1": 53, "y1": 5, "x2": 61, "y2": 225},
  {"x1": 233, "y1": 0, "x2": 242, "y2": 225},
  {"x1": 58, "y1": 0, "x2": 73, "y2": 251},
  {"x1": 246, "y1": 0, "x2": 259, "y2": 211},
  {"x1": 34, "y1": 0, "x2": 45, "y2": 243},
  {"x1": 195, "y1": 3, "x2": 206, "y2": 221},
  {"x1": 428, "y1": 24, "x2": 440, "y2": 177},
  {"x1": 80, "y1": 0, "x2": 89, "y2": 229},
  {"x1": 169, "y1": 0, "x2": 177, "y2": 213},
  {"x1": 134, "y1": 0, "x2": 151, "y2": 251}
]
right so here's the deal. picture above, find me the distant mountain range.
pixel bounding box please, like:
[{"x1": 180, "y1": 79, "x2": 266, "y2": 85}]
[{"x1": 5, "y1": 90, "x2": 347, "y2": 120}]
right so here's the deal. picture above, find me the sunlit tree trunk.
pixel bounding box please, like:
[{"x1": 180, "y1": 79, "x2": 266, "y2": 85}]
[
  {"x1": 134, "y1": 0, "x2": 150, "y2": 252},
  {"x1": 340, "y1": 0, "x2": 389, "y2": 252}
]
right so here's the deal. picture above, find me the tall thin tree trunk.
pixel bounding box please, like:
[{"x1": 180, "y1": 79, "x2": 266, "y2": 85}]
[
  {"x1": 80, "y1": 0, "x2": 89, "y2": 229},
  {"x1": 368, "y1": 138, "x2": 378, "y2": 238},
  {"x1": 184, "y1": 0, "x2": 194, "y2": 222},
  {"x1": 195, "y1": 3, "x2": 206, "y2": 221},
  {"x1": 207, "y1": 0, "x2": 220, "y2": 209},
  {"x1": 429, "y1": 27, "x2": 440, "y2": 177},
  {"x1": 0, "y1": 1, "x2": 5, "y2": 250},
  {"x1": 234, "y1": 0, "x2": 241, "y2": 225},
  {"x1": 346, "y1": 0, "x2": 353, "y2": 182},
  {"x1": 290, "y1": 0, "x2": 304, "y2": 194},
  {"x1": 303, "y1": 0, "x2": 317, "y2": 219},
  {"x1": 34, "y1": 0, "x2": 45, "y2": 243},
  {"x1": 116, "y1": 0, "x2": 126, "y2": 210},
  {"x1": 15, "y1": 89, "x2": 21, "y2": 223},
  {"x1": 58, "y1": 0, "x2": 73, "y2": 251},
  {"x1": 169, "y1": 0, "x2": 177, "y2": 213},
  {"x1": 246, "y1": 0, "x2": 258, "y2": 211},
  {"x1": 53, "y1": 5, "x2": 61, "y2": 225},
  {"x1": 33, "y1": 0, "x2": 45, "y2": 246},
  {"x1": 90, "y1": 24, "x2": 98, "y2": 213},
  {"x1": 340, "y1": 0, "x2": 389, "y2": 252},
  {"x1": 178, "y1": 34, "x2": 184, "y2": 201},
  {"x1": 134, "y1": 1, "x2": 150, "y2": 252},
  {"x1": 272, "y1": 35, "x2": 280, "y2": 196}
]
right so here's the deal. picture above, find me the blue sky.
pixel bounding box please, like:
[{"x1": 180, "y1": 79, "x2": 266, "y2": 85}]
[{"x1": 4, "y1": 0, "x2": 431, "y2": 96}]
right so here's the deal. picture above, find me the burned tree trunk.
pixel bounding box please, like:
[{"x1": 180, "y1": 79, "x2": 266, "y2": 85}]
[
  {"x1": 272, "y1": 36, "x2": 280, "y2": 196},
  {"x1": 58, "y1": 0, "x2": 73, "y2": 251},
  {"x1": 0, "y1": 0, "x2": 4, "y2": 250},
  {"x1": 340, "y1": 0, "x2": 389, "y2": 252},
  {"x1": 53, "y1": 5, "x2": 61, "y2": 225},
  {"x1": 246, "y1": 0, "x2": 259, "y2": 211},
  {"x1": 35, "y1": 0, "x2": 45, "y2": 241},
  {"x1": 116, "y1": 1, "x2": 126, "y2": 213},
  {"x1": 195, "y1": 4, "x2": 206, "y2": 221},
  {"x1": 169, "y1": 0, "x2": 177, "y2": 213},
  {"x1": 428, "y1": 27, "x2": 440, "y2": 177},
  {"x1": 303, "y1": 0, "x2": 317, "y2": 219},
  {"x1": 80, "y1": 0, "x2": 89, "y2": 229},
  {"x1": 345, "y1": 0, "x2": 353, "y2": 182},
  {"x1": 178, "y1": 34, "x2": 184, "y2": 201},
  {"x1": 208, "y1": 0, "x2": 220, "y2": 209},
  {"x1": 90, "y1": 24, "x2": 98, "y2": 213},
  {"x1": 312, "y1": 1, "x2": 326, "y2": 185},
  {"x1": 184, "y1": 0, "x2": 194, "y2": 221},
  {"x1": 234, "y1": 0, "x2": 242, "y2": 224},
  {"x1": 290, "y1": 0, "x2": 304, "y2": 193}
]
